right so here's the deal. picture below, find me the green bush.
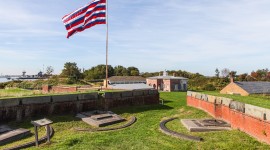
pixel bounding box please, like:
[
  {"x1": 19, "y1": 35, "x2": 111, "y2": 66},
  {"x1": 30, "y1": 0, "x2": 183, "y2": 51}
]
[{"x1": 203, "y1": 84, "x2": 216, "y2": 91}]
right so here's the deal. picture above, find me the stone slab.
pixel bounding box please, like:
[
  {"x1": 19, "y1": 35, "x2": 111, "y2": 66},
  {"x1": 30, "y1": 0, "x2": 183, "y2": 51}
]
[
  {"x1": 22, "y1": 96, "x2": 51, "y2": 105},
  {"x1": 104, "y1": 92, "x2": 121, "y2": 99},
  {"x1": 201, "y1": 94, "x2": 208, "y2": 101},
  {"x1": 216, "y1": 97, "x2": 222, "y2": 104},
  {"x1": 0, "y1": 98, "x2": 20, "y2": 107},
  {"x1": 265, "y1": 109, "x2": 270, "y2": 121},
  {"x1": 82, "y1": 117, "x2": 125, "y2": 127},
  {"x1": 78, "y1": 93, "x2": 98, "y2": 100},
  {"x1": 207, "y1": 95, "x2": 216, "y2": 103},
  {"x1": 191, "y1": 92, "x2": 197, "y2": 98},
  {"x1": 245, "y1": 104, "x2": 266, "y2": 120},
  {"x1": 52, "y1": 94, "x2": 78, "y2": 103},
  {"x1": 0, "y1": 128, "x2": 30, "y2": 146},
  {"x1": 181, "y1": 119, "x2": 231, "y2": 132},
  {"x1": 133, "y1": 90, "x2": 144, "y2": 96},
  {"x1": 221, "y1": 97, "x2": 232, "y2": 107},
  {"x1": 0, "y1": 125, "x2": 12, "y2": 134},
  {"x1": 195, "y1": 93, "x2": 202, "y2": 100},
  {"x1": 142, "y1": 90, "x2": 149, "y2": 96},
  {"x1": 187, "y1": 91, "x2": 192, "y2": 97},
  {"x1": 121, "y1": 91, "x2": 133, "y2": 98},
  {"x1": 229, "y1": 101, "x2": 245, "y2": 113},
  {"x1": 31, "y1": 118, "x2": 53, "y2": 126},
  {"x1": 78, "y1": 110, "x2": 125, "y2": 127},
  {"x1": 91, "y1": 114, "x2": 113, "y2": 120},
  {"x1": 149, "y1": 89, "x2": 158, "y2": 95}
]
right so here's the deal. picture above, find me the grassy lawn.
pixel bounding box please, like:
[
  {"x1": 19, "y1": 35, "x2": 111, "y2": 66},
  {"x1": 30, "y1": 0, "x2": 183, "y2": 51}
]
[
  {"x1": 0, "y1": 88, "x2": 43, "y2": 98},
  {"x1": 0, "y1": 88, "x2": 99, "y2": 99},
  {"x1": 1, "y1": 92, "x2": 270, "y2": 150},
  {"x1": 201, "y1": 91, "x2": 270, "y2": 109}
]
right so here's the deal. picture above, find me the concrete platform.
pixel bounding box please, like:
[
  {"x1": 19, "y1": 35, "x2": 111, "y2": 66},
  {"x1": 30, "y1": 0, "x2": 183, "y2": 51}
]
[
  {"x1": 181, "y1": 119, "x2": 231, "y2": 132},
  {"x1": 0, "y1": 128, "x2": 31, "y2": 146},
  {"x1": 77, "y1": 110, "x2": 125, "y2": 127},
  {"x1": 0, "y1": 125, "x2": 12, "y2": 134}
]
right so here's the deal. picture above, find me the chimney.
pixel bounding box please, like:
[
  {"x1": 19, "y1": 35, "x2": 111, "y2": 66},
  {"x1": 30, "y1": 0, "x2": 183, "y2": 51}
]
[
  {"x1": 159, "y1": 72, "x2": 161, "y2": 76},
  {"x1": 173, "y1": 73, "x2": 175, "y2": 77},
  {"x1": 230, "y1": 74, "x2": 234, "y2": 83}
]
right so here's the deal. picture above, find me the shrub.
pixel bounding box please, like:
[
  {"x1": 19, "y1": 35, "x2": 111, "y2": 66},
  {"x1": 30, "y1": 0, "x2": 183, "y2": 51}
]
[{"x1": 203, "y1": 84, "x2": 216, "y2": 91}]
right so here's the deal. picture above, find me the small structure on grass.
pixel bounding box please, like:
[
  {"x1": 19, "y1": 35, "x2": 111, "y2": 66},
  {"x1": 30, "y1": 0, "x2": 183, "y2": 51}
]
[
  {"x1": 77, "y1": 110, "x2": 125, "y2": 127},
  {"x1": 0, "y1": 125, "x2": 30, "y2": 146},
  {"x1": 181, "y1": 119, "x2": 231, "y2": 132},
  {"x1": 220, "y1": 77, "x2": 270, "y2": 96},
  {"x1": 31, "y1": 118, "x2": 53, "y2": 147}
]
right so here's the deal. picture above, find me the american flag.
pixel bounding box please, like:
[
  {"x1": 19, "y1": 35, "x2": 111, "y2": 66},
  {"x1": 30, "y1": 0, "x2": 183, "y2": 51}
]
[{"x1": 62, "y1": 0, "x2": 106, "y2": 38}]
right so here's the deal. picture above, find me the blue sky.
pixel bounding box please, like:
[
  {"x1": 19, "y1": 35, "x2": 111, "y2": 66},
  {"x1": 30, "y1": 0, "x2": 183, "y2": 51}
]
[{"x1": 0, "y1": 0, "x2": 270, "y2": 76}]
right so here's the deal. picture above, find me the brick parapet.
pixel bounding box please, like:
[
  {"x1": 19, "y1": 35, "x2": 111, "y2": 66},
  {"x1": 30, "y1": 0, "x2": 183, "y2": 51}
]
[{"x1": 186, "y1": 91, "x2": 270, "y2": 144}]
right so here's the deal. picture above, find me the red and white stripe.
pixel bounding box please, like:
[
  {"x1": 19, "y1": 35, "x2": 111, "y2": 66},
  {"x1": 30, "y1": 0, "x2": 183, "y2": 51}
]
[{"x1": 62, "y1": 0, "x2": 106, "y2": 38}]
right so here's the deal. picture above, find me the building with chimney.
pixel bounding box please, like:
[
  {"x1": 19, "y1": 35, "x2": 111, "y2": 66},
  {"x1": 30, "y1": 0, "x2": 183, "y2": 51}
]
[
  {"x1": 146, "y1": 70, "x2": 188, "y2": 92},
  {"x1": 220, "y1": 77, "x2": 270, "y2": 96}
]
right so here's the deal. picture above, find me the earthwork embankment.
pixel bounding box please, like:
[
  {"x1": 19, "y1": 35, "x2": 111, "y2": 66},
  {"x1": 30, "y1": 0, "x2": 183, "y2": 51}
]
[{"x1": 0, "y1": 89, "x2": 159, "y2": 122}]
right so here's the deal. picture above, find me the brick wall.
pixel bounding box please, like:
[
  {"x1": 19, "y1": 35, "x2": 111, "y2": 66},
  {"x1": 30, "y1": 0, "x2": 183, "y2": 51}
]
[
  {"x1": 186, "y1": 91, "x2": 270, "y2": 144},
  {"x1": 42, "y1": 85, "x2": 95, "y2": 93},
  {"x1": 0, "y1": 89, "x2": 159, "y2": 122}
]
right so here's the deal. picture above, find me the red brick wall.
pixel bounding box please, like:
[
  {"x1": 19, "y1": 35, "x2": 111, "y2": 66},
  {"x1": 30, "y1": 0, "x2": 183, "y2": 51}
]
[
  {"x1": 42, "y1": 86, "x2": 96, "y2": 93},
  {"x1": 146, "y1": 79, "x2": 164, "y2": 90},
  {"x1": 187, "y1": 95, "x2": 270, "y2": 144},
  {"x1": 51, "y1": 86, "x2": 77, "y2": 93}
]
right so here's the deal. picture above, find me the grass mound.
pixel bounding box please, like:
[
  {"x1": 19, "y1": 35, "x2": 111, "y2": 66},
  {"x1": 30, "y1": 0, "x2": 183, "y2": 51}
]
[{"x1": 1, "y1": 92, "x2": 269, "y2": 150}]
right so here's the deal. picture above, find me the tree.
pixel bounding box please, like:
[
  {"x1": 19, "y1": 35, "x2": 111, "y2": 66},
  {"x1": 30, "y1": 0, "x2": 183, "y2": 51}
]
[
  {"x1": 60, "y1": 62, "x2": 82, "y2": 80},
  {"x1": 238, "y1": 73, "x2": 248, "y2": 81},
  {"x1": 114, "y1": 65, "x2": 128, "y2": 76},
  {"x1": 229, "y1": 71, "x2": 237, "y2": 77},
  {"x1": 255, "y1": 68, "x2": 269, "y2": 81},
  {"x1": 84, "y1": 64, "x2": 114, "y2": 80},
  {"x1": 215, "y1": 68, "x2": 220, "y2": 78},
  {"x1": 203, "y1": 84, "x2": 216, "y2": 91},
  {"x1": 46, "y1": 66, "x2": 54, "y2": 76},
  {"x1": 221, "y1": 68, "x2": 230, "y2": 77},
  {"x1": 250, "y1": 71, "x2": 258, "y2": 79},
  {"x1": 127, "y1": 67, "x2": 139, "y2": 76}
]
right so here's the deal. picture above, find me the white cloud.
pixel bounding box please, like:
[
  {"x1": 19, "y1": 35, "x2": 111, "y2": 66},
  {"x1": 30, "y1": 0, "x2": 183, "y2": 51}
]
[{"x1": 1, "y1": 0, "x2": 270, "y2": 75}]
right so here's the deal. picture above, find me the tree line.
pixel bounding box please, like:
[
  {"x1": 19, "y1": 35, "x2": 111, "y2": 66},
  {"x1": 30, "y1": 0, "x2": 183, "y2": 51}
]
[
  {"x1": 59, "y1": 62, "x2": 270, "y2": 90},
  {"x1": 59, "y1": 62, "x2": 140, "y2": 83},
  {"x1": 215, "y1": 68, "x2": 270, "y2": 82},
  {"x1": 11, "y1": 62, "x2": 266, "y2": 91}
]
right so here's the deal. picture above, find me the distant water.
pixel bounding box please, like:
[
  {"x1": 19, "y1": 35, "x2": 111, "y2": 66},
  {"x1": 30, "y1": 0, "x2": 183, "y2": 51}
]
[
  {"x1": 0, "y1": 78, "x2": 38, "y2": 83},
  {"x1": 0, "y1": 78, "x2": 9, "y2": 83}
]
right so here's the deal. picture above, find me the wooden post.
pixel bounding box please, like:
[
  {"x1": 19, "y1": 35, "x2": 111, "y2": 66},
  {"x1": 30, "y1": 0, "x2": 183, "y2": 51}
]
[
  {"x1": 34, "y1": 126, "x2": 39, "y2": 147},
  {"x1": 46, "y1": 125, "x2": 50, "y2": 143}
]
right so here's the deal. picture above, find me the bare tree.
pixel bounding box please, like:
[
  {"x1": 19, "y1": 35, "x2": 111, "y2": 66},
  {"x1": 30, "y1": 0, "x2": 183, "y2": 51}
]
[
  {"x1": 46, "y1": 66, "x2": 54, "y2": 76},
  {"x1": 221, "y1": 68, "x2": 230, "y2": 77}
]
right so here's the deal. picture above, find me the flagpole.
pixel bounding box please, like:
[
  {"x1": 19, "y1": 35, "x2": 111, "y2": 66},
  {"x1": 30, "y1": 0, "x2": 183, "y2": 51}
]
[{"x1": 105, "y1": 0, "x2": 109, "y2": 88}]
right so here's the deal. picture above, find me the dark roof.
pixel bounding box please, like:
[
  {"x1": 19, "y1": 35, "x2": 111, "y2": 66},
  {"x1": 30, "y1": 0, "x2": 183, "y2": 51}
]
[
  {"x1": 235, "y1": 81, "x2": 270, "y2": 94},
  {"x1": 147, "y1": 76, "x2": 188, "y2": 80},
  {"x1": 108, "y1": 76, "x2": 146, "y2": 82}
]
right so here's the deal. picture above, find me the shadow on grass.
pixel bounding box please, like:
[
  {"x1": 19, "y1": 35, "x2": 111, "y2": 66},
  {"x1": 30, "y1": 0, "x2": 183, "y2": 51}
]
[
  {"x1": 162, "y1": 99, "x2": 173, "y2": 104},
  {"x1": 4, "y1": 114, "x2": 81, "y2": 130},
  {"x1": 3, "y1": 103, "x2": 173, "y2": 129},
  {"x1": 111, "y1": 103, "x2": 173, "y2": 115}
]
